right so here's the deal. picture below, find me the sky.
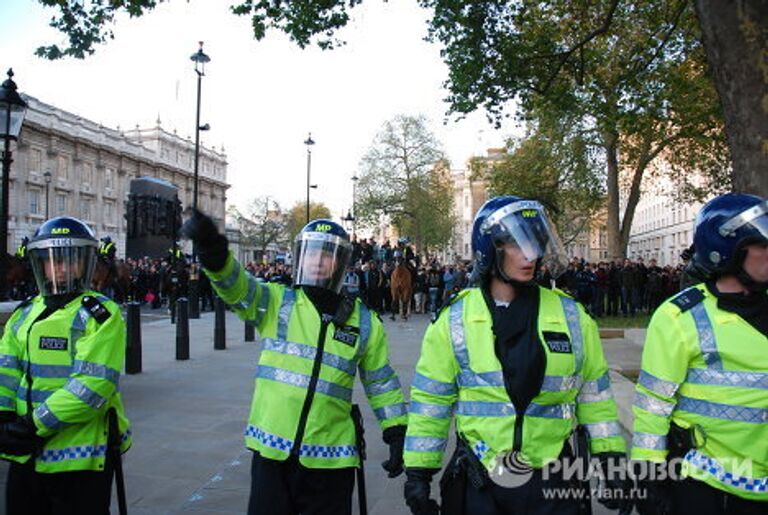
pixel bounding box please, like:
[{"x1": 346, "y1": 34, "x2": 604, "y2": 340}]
[{"x1": 2, "y1": 0, "x2": 522, "y2": 221}]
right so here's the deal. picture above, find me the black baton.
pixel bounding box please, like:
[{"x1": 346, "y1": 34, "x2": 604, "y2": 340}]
[
  {"x1": 108, "y1": 408, "x2": 128, "y2": 515},
  {"x1": 351, "y1": 404, "x2": 368, "y2": 515}
]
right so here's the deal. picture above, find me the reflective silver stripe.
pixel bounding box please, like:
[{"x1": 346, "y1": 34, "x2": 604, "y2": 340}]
[
  {"x1": 0, "y1": 396, "x2": 14, "y2": 408},
  {"x1": 23, "y1": 362, "x2": 71, "y2": 379},
  {"x1": 639, "y1": 370, "x2": 679, "y2": 398},
  {"x1": 577, "y1": 388, "x2": 614, "y2": 404},
  {"x1": 677, "y1": 395, "x2": 768, "y2": 423},
  {"x1": 559, "y1": 297, "x2": 585, "y2": 375},
  {"x1": 17, "y1": 385, "x2": 52, "y2": 403},
  {"x1": 412, "y1": 372, "x2": 456, "y2": 396},
  {"x1": 39, "y1": 444, "x2": 108, "y2": 463},
  {"x1": 409, "y1": 401, "x2": 453, "y2": 419},
  {"x1": 457, "y1": 369, "x2": 504, "y2": 388},
  {"x1": 72, "y1": 360, "x2": 120, "y2": 385},
  {"x1": 405, "y1": 436, "x2": 447, "y2": 453},
  {"x1": 263, "y1": 338, "x2": 356, "y2": 376},
  {"x1": 355, "y1": 304, "x2": 372, "y2": 361},
  {"x1": 0, "y1": 374, "x2": 19, "y2": 391},
  {"x1": 277, "y1": 289, "x2": 296, "y2": 341},
  {"x1": 212, "y1": 261, "x2": 241, "y2": 290},
  {"x1": 235, "y1": 276, "x2": 259, "y2": 312},
  {"x1": 12, "y1": 304, "x2": 34, "y2": 334},
  {"x1": 685, "y1": 449, "x2": 768, "y2": 493},
  {"x1": 634, "y1": 391, "x2": 675, "y2": 417},
  {"x1": 543, "y1": 374, "x2": 580, "y2": 392},
  {"x1": 0, "y1": 355, "x2": 20, "y2": 369},
  {"x1": 69, "y1": 306, "x2": 90, "y2": 355},
  {"x1": 579, "y1": 372, "x2": 610, "y2": 395},
  {"x1": 373, "y1": 403, "x2": 408, "y2": 421},
  {"x1": 456, "y1": 400, "x2": 516, "y2": 417},
  {"x1": 633, "y1": 432, "x2": 667, "y2": 450},
  {"x1": 256, "y1": 365, "x2": 352, "y2": 402},
  {"x1": 584, "y1": 421, "x2": 622, "y2": 438},
  {"x1": 687, "y1": 368, "x2": 768, "y2": 390},
  {"x1": 34, "y1": 403, "x2": 67, "y2": 430},
  {"x1": 252, "y1": 280, "x2": 271, "y2": 327},
  {"x1": 360, "y1": 364, "x2": 395, "y2": 383},
  {"x1": 363, "y1": 375, "x2": 402, "y2": 397},
  {"x1": 449, "y1": 300, "x2": 469, "y2": 368},
  {"x1": 690, "y1": 302, "x2": 721, "y2": 370},
  {"x1": 526, "y1": 402, "x2": 574, "y2": 419},
  {"x1": 64, "y1": 378, "x2": 107, "y2": 409}
]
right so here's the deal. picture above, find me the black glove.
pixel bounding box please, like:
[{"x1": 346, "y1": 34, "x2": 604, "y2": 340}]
[
  {"x1": 181, "y1": 208, "x2": 229, "y2": 271},
  {"x1": 0, "y1": 415, "x2": 44, "y2": 456},
  {"x1": 381, "y1": 425, "x2": 406, "y2": 478},
  {"x1": 635, "y1": 462, "x2": 673, "y2": 515},
  {"x1": 594, "y1": 452, "x2": 634, "y2": 513},
  {"x1": 404, "y1": 468, "x2": 440, "y2": 515}
]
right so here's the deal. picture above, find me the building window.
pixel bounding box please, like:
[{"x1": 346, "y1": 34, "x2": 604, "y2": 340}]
[
  {"x1": 29, "y1": 148, "x2": 42, "y2": 173},
  {"x1": 56, "y1": 194, "x2": 67, "y2": 215},
  {"x1": 105, "y1": 201, "x2": 114, "y2": 224},
  {"x1": 29, "y1": 189, "x2": 40, "y2": 214},
  {"x1": 81, "y1": 199, "x2": 91, "y2": 221},
  {"x1": 57, "y1": 156, "x2": 69, "y2": 180},
  {"x1": 82, "y1": 162, "x2": 93, "y2": 185},
  {"x1": 105, "y1": 167, "x2": 115, "y2": 189}
]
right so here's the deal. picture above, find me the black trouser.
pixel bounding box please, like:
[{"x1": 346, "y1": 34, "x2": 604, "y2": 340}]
[
  {"x1": 6, "y1": 457, "x2": 114, "y2": 515},
  {"x1": 247, "y1": 452, "x2": 355, "y2": 515},
  {"x1": 671, "y1": 477, "x2": 768, "y2": 515},
  {"x1": 461, "y1": 464, "x2": 581, "y2": 515}
]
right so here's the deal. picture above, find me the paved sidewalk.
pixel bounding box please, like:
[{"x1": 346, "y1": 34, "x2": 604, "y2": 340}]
[{"x1": 0, "y1": 308, "x2": 644, "y2": 514}]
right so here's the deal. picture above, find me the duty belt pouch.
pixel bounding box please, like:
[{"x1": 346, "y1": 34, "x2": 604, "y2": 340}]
[{"x1": 439, "y1": 446, "x2": 468, "y2": 515}]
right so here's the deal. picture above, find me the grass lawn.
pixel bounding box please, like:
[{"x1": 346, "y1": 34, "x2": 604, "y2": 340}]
[{"x1": 596, "y1": 313, "x2": 651, "y2": 328}]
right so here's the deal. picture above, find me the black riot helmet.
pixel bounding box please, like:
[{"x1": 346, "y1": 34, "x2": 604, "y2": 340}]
[{"x1": 27, "y1": 217, "x2": 98, "y2": 297}]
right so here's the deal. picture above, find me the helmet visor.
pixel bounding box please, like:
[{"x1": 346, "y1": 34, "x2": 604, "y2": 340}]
[
  {"x1": 28, "y1": 242, "x2": 97, "y2": 296},
  {"x1": 719, "y1": 200, "x2": 768, "y2": 241},
  {"x1": 481, "y1": 200, "x2": 568, "y2": 278},
  {"x1": 293, "y1": 232, "x2": 352, "y2": 293}
]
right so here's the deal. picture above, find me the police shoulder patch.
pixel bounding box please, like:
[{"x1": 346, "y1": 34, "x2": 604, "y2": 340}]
[
  {"x1": 669, "y1": 287, "x2": 705, "y2": 313},
  {"x1": 81, "y1": 295, "x2": 112, "y2": 324}
]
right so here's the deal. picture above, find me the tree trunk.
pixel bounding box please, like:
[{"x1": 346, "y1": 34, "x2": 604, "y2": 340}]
[
  {"x1": 604, "y1": 129, "x2": 623, "y2": 261},
  {"x1": 694, "y1": 0, "x2": 768, "y2": 195}
]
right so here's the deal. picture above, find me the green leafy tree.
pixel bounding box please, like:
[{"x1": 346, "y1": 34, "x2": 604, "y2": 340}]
[
  {"x1": 227, "y1": 196, "x2": 286, "y2": 260},
  {"x1": 355, "y1": 115, "x2": 454, "y2": 252},
  {"x1": 285, "y1": 201, "x2": 332, "y2": 244},
  {"x1": 477, "y1": 114, "x2": 605, "y2": 247},
  {"x1": 34, "y1": 0, "x2": 766, "y2": 213}
]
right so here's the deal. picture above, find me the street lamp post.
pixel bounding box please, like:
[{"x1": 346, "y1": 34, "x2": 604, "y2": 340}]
[
  {"x1": 189, "y1": 42, "x2": 210, "y2": 319},
  {"x1": 351, "y1": 175, "x2": 359, "y2": 237},
  {"x1": 304, "y1": 133, "x2": 315, "y2": 224},
  {"x1": 43, "y1": 171, "x2": 51, "y2": 219},
  {"x1": 0, "y1": 69, "x2": 28, "y2": 300}
]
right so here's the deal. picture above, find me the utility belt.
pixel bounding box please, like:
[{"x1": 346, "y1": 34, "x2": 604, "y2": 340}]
[{"x1": 439, "y1": 436, "x2": 487, "y2": 515}]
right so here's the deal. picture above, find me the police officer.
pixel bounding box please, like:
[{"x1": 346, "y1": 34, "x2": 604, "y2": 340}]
[
  {"x1": 183, "y1": 209, "x2": 408, "y2": 515},
  {"x1": 0, "y1": 216, "x2": 131, "y2": 514},
  {"x1": 403, "y1": 196, "x2": 630, "y2": 515},
  {"x1": 98, "y1": 236, "x2": 117, "y2": 262},
  {"x1": 632, "y1": 193, "x2": 768, "y2": 515},
  {"x1": 15, "y1": 236, "x2": 29, "y2": 259}
]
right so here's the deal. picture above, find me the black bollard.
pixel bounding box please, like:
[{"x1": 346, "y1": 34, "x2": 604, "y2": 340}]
[
  {"x1": 244, "y1": 321, "x2": 255, "y2": 342},
  {"x1": 170, "y1": 295, "x2": 177, "y2": 325},
  {"x1": 214, "y1": 296, "x2": 226, "y2": 350},
  {"x1": 125, "y1": 302, "x2": 142, "y2": 374},
  {"x1": 176, "y1": 297, "x2": 190, "y2": 360}
]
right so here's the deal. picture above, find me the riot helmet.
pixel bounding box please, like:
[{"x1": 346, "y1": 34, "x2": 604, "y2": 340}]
[
  {"x1": 471, "y1": 196, "x2": 567, "y2": 284},
  {"x1": 293, "y1": 219, "x2": 352, "y2": 293},
  {"x1": 27, "y1": 217, "x2": 98, "y2": 297},
  {"x1": 689, "y1": 193, "x2": 768, "y2": 286}
]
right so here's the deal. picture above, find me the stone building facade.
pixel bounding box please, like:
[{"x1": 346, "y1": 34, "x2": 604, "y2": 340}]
[{"x1": 5, "y1": 95, "x2": 228, "y2": 256}]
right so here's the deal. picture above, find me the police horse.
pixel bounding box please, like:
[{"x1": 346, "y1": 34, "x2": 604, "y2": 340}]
[{"x1": 390, "y1": 258, "x2": 413, "y2": 321}]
